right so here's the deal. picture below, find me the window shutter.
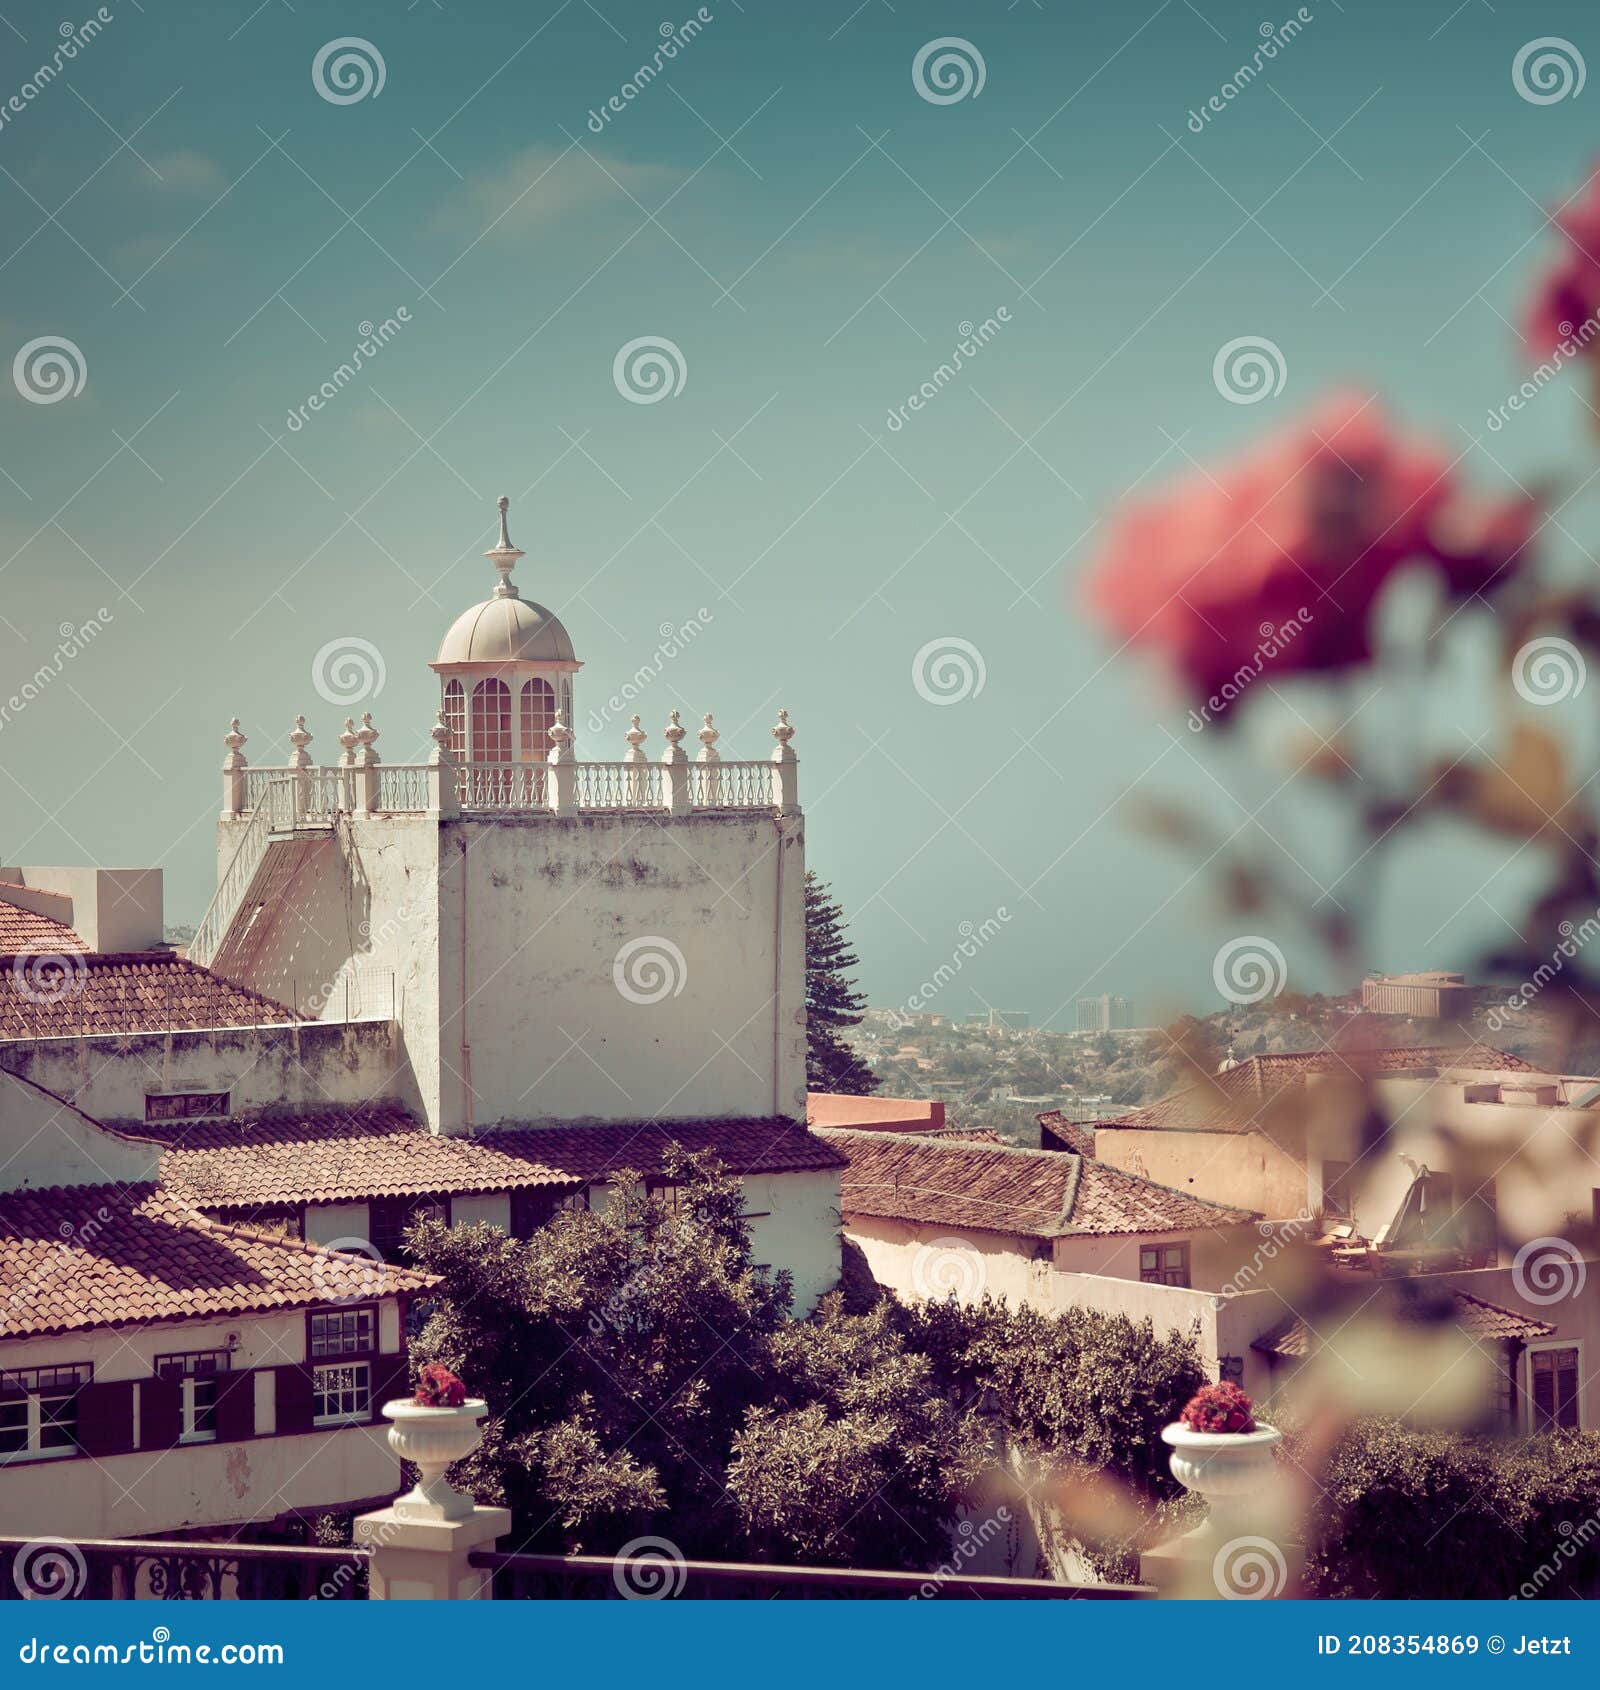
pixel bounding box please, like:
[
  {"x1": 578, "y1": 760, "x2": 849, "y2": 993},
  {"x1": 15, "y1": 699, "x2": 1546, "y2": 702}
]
[
  {"x1": 76, "y1": 1380, "x2": 135, "y2": 1457},
  {"x1": 1533, "y1": 1360, "x2": 1556, "y2": 1429},
  {"x1": 214, "y1": 1369, "x2": 256, "y2": 1442},
  {"x1": 275, "y1": 1365, "x2": 315, "y2": 1435},
  {"x1": 370, "y1": 1354, "x2": 410, "y2": 1422},
  {"x1": 141, "y1": 1377, "x2": 183, "y2": 1449},
  {"x1": 1557, "y1": 1351, "x2": 1580, "y2": 1429}
]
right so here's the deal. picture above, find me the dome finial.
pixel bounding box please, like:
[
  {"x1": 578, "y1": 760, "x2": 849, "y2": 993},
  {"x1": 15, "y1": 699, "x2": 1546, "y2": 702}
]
[{"x1": 486, "y1": 493, "x2": 524, "y2": 599}]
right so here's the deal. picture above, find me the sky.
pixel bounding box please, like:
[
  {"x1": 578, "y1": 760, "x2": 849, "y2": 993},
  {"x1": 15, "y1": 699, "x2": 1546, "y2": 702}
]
[{"x1": 2, "y1": 0, "x2": 1599, "y2": 1029}]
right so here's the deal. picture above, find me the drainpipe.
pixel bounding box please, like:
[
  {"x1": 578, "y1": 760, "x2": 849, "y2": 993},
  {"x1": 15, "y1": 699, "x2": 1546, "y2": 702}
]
[
  {"x1": 458, "y1": 831, "x2": 473, "y2": 1132},
  {"x1": 772, "y1": 817, "x2": 784, "y2": 1118}
]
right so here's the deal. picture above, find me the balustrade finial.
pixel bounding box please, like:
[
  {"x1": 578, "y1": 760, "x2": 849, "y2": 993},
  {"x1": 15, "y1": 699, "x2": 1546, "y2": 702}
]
[
  {"x1": 771, "y1": 708, "x2": 795, "y2": 756},
  {"x1": 356, "y1": 711, "x2": 381, "y2": 766},
  {"x1": 338, "y1": 717, "x2": 360, "y2": 766},
  {"x1": 696, "y1": 712, "x2": 721, "y2": 762},
  {"x1": 288, "y1": 714, "x2": 314, "y2": 770},
  {"x1": 486, "y1": 494, "x2": 524, "y2": 599},
  {"x1": 428, "y1": 710, "x2": 454, "y2": 767},
  {"x1": 623, "y1": 715, "x2": 647, "y2": 764},
  {"x1": 223, "y1": 717, "x2": 248, "y2": 771}
]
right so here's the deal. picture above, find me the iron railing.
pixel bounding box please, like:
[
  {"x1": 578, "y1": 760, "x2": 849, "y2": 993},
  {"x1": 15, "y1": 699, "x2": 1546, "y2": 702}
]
[
  {"x1": 468, "y1": 1550, "x2": 1151, "y2": 1600},
  {"x1": 0, "y1": 1536, "x2": 369, "y2": 1601}
]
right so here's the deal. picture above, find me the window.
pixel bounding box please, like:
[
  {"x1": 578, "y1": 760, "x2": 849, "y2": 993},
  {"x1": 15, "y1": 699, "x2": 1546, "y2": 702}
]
[
  {"x1": 313, "y1": 1363, "x2": 371, "y2": 1426},
  {"x1": 441, "y1": 680, "x2": 465, "y2": 762},
  {"x1": 308, "y1": 1307, "x2": 376, "y2": 1360},
  {"x1": 156, "y1": 1351, "x2": 230, "y2": 1444},
  {"x1": 1531, "y1": 1346, "x2": 1581, "y2": 1432},
  {"x1": 1320, "y1": 1159, "x2": 1353, "y2": 1219},
  {"x1": 145, "y1": 1090, "x2": 230, "y2": 1123},
  {"x1": 511, "y1": 1187, "x2": 588, "y2": 1238},
  {"x1": 520, "y1": 678, "x2": 556, "y2": 761},
  {"x1": 1139, "y1": 1242, "x2": 1190, "y2": 1287},
  {"x1": 470, "y1": 678, "x2": 511, "y2": 765},
  {"x1": 369, "y1": 1196, "x2": 446, "y2": 1265},
  {"x1": 0, "y1": 1364, "x2": 92, "y2": 1461}
]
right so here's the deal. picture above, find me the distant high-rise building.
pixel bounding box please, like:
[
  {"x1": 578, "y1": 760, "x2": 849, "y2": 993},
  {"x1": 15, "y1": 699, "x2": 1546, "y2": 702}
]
[{"x1": 1076, "y1": 994, "x2": 1134, "y2": 1033}]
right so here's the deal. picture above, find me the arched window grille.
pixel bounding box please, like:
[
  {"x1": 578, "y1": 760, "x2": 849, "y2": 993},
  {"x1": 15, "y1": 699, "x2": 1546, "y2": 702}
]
[
  {"x1": 441, "y1": 680, "x2": 466, "y2": 762},
  {"x1": 470, "y1": 678, "x2": 512, "y2": 765},
  {"x1": 520, "y1": 678, "x2": 556, "y2": 761}
]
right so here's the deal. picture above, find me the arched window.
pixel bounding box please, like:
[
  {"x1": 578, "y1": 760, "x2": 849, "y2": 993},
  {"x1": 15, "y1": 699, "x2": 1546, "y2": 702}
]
[
  {"x1": 441, "y1": 681, "x2": 465, "y2": 762},
  {"x1": 470, "y1": 679, "x2": 511, "y2": 765},
  {"x1": 520, "y1": 678, "x2": 555, "y2": 762}
]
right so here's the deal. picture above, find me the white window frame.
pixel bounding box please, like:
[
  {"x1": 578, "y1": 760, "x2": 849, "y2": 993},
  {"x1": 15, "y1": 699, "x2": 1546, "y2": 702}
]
[
  {"x1": 0, "y1": 1364, "x2": 91, "y2": 1463},
  {"x1": 312, "y1": 1361, "x2": 372, "y2": 1427},
  {"x1": 1526, "y1": 1338, "x2": 1584, "y2": 1432},
  {"x1": 156, "y1": 1350, "x2": 230, "y2": 1445}
]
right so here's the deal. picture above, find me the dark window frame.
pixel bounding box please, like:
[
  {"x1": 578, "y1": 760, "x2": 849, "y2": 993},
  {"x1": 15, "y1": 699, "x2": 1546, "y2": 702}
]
[{"x1": 1138, "y1": 1241, "x2": 1191, "y2": 1288}]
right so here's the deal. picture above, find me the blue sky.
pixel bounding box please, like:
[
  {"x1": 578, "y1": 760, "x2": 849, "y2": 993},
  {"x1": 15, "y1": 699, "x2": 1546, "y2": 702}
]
[{"x1": 2, "y1": 0, "x2": 1598, "y2": 1027}]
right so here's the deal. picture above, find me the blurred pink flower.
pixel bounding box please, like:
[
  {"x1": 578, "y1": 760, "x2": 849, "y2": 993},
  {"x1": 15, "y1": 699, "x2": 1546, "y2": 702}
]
[
  {"x1": 1084, "y1": 393, "x2": 1533, "y2": 717},
  {"x1": 1526, "y1": 161, "x2": 1600, "y2": 356}
]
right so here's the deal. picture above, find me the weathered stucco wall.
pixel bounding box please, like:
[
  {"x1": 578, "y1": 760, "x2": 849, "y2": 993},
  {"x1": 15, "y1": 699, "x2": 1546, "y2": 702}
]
[
  {"x1": 743, "y1": 1169, "x2": 839, "y2": 1315},
  {"x1": 0, "y1": 1069, "x2": 157, "y2": 1192},
  {"x1": 1094, "y1": 1128, "x2": 1308, "y2": 1220},
  {"x1": 842, "y1": 1215, "x2": 1051, "y2": 1308}
]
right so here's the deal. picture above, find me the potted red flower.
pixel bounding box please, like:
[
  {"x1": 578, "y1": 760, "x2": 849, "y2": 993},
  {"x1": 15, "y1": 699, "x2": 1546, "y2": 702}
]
[
  {"x1": 380, "y1": 1364, "x2": 488, "y2": 1522},
  {"x1": 1161, "y1": 1381, "x2": 1282, "y2": 1520}
]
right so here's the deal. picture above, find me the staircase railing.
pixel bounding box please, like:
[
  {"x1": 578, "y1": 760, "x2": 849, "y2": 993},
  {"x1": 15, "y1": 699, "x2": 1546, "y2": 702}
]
[{"x1": 190, "y1": 777, "x2": 295, "y2": 970}]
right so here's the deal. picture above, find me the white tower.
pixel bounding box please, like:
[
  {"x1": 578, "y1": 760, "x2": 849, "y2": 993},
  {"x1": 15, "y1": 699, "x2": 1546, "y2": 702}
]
[{"x1": 430, "y1": 496, "x2": 582, "y2": 770}]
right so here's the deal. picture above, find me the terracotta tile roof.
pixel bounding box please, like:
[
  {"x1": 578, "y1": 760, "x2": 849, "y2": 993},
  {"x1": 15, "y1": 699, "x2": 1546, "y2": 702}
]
[
  {"x1": 1253, "y1": 1288, "x2": 1555, "y2": 1358},
  {"x1": 0, "y1": 1182, "x2": 435, "y2": 1339},
  {"x1": 0, "y1": 898, "x2": 85, "y2": 954},
  {"x1": 817, "y1": 1128, "x2": 1254, "y2": 1241},
  {"x1": 1094, "y1": 1043, "x2": 1539, "y2": 1136},
  {"x1": 0, "y1": 954, "x2": 297, "y2": 1041},
  {"x1": 159, "y1": 1112, "x2": 844, "y2": 1214},
  {"x1": 1038, "y1": 1114, "x2": 1097, "y2": 1156}
]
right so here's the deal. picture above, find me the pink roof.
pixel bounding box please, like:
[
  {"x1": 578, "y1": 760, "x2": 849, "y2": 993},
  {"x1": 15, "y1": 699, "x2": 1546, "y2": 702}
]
[{"x1": 807, "y1": 1092, "x2": 946, "y2": 1133}]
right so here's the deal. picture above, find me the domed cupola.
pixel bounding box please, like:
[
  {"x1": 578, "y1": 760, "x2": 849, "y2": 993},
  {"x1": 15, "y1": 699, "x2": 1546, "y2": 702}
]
[{"x1": 430, "y1": 496, "x2": 582, "y2": 768}]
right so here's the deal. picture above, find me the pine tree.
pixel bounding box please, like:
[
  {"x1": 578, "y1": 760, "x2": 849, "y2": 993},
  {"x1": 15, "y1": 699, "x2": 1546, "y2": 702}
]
[{"x1": 804, "y1": 870, "x2": 879, "y2": 1095}]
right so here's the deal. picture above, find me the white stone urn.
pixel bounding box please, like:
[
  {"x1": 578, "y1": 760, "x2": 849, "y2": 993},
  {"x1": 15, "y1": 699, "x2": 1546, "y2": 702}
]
[
  {"x1": 381, "y1": 1398, "x2": 489, "y2": 1523},
  {"x1": 1161, "y1": 1421, "x2": 1282, "y2": 1542}
]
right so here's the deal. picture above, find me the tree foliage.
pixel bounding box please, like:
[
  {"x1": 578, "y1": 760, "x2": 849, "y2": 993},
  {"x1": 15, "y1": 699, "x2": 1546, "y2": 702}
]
[{"x1": 804, "y1": 870, "x2": 879, "y2": 1095}]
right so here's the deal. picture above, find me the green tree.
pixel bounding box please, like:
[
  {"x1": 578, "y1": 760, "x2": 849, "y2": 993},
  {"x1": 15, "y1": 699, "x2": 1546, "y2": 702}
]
[{"x1": 804, "y1": 870, "x2": 879, "y2": 1095}]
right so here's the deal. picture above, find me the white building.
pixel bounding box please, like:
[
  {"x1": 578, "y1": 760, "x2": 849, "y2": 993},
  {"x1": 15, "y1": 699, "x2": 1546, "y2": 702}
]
[{"x1": 0, "y1": 498, "x2": 844, "y2": 1542}]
